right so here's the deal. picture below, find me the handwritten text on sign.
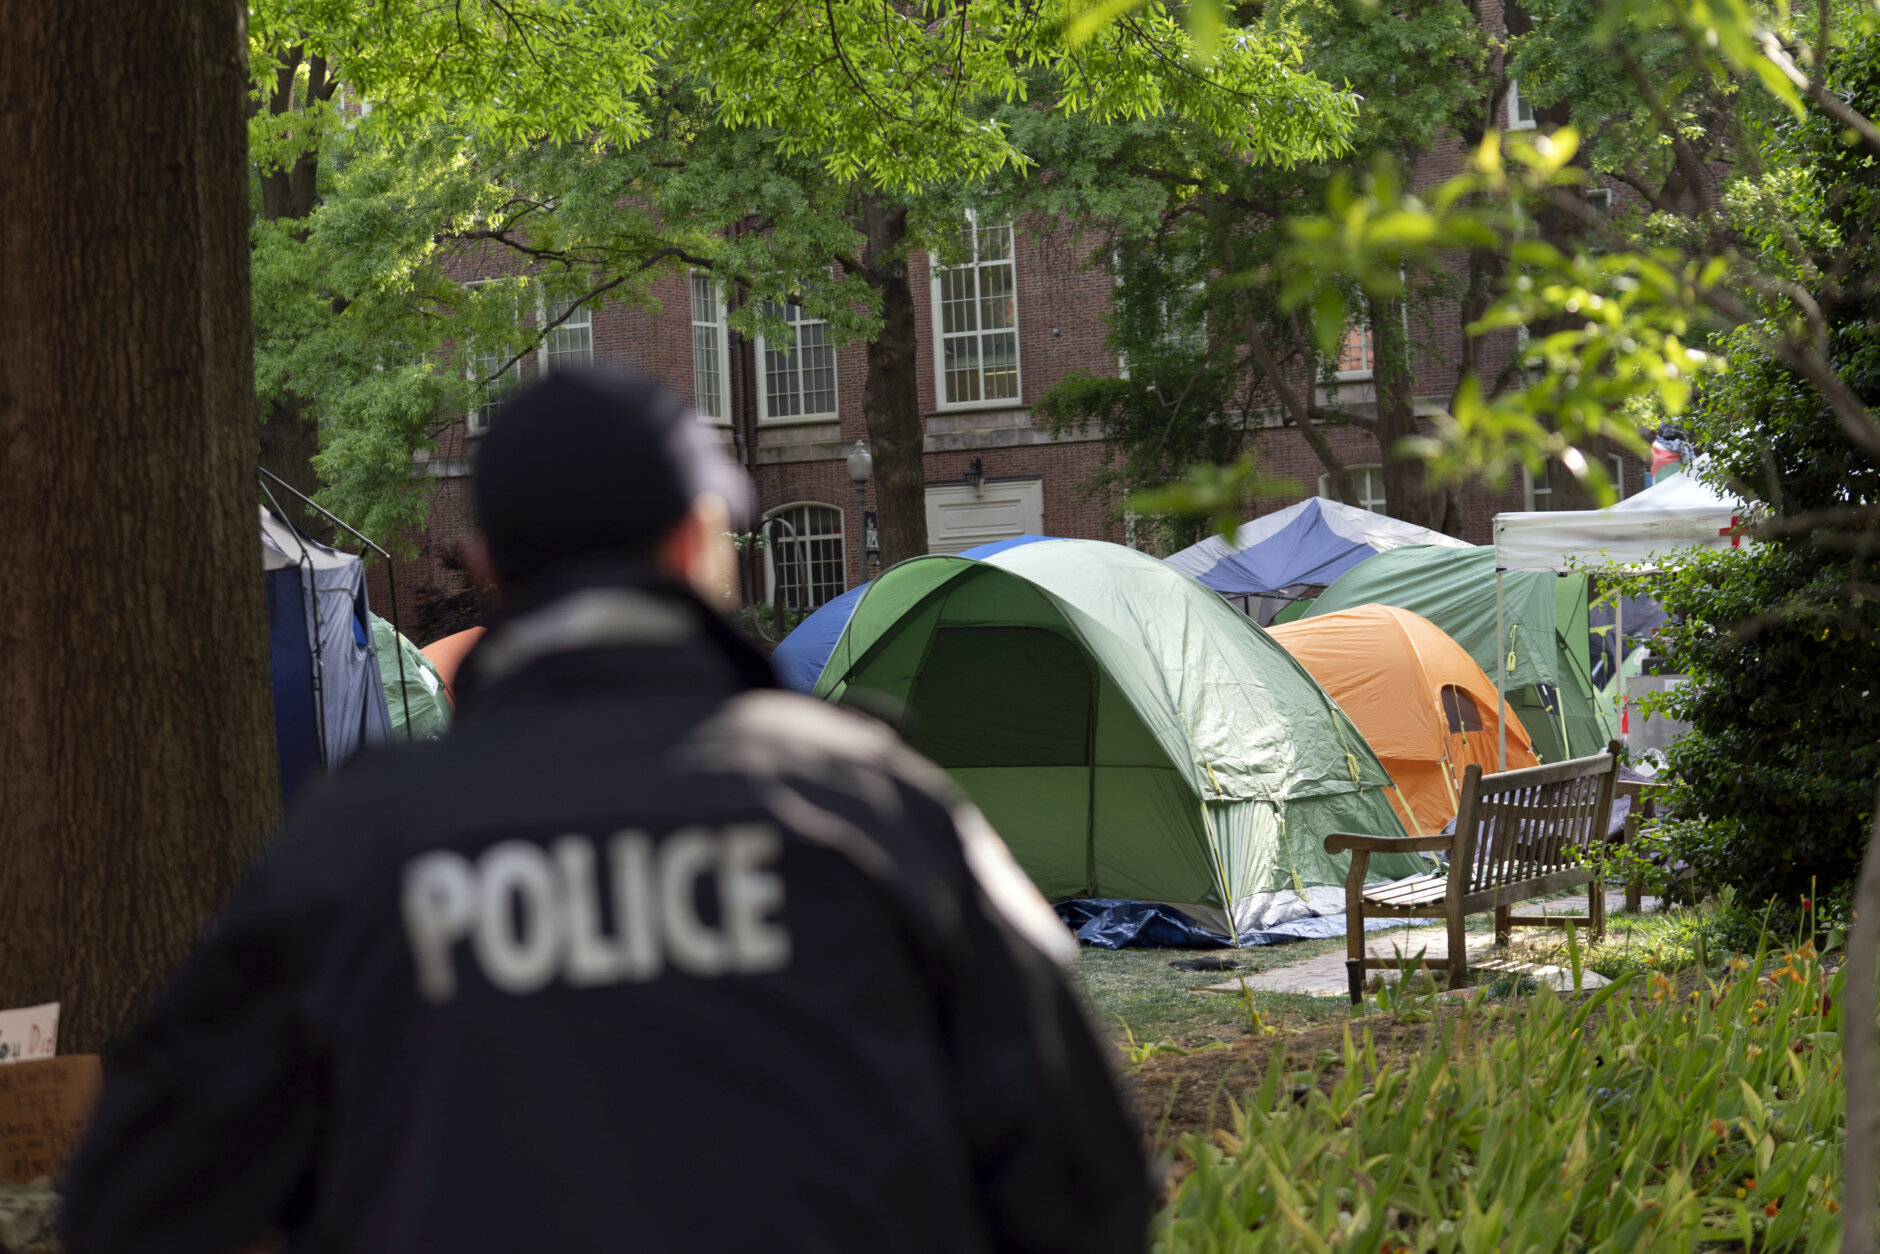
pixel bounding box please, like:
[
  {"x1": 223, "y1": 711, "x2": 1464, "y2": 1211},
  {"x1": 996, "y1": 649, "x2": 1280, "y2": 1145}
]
[
  {"x1": 0, "y1": 1003, "x2": 58, "y2": 1064},
  {"x1": 0, "y1": 1055, "x2": 101, "y2": 1183}
]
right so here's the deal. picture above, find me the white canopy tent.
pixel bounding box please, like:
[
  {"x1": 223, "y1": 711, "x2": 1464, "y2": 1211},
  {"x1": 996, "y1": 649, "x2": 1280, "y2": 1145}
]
[
  {"x1": 1494, "y1": 468, "x2": 1752, "y2": 574},
  {"x1": 1487, "y1": 468, "x2": 1755, "y2": 765}
]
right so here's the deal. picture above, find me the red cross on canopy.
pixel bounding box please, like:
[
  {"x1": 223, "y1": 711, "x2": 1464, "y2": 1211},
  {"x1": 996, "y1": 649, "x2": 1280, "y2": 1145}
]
[{"x1": 1719, "y1": 515, "x2": 1742, "y2": 547}]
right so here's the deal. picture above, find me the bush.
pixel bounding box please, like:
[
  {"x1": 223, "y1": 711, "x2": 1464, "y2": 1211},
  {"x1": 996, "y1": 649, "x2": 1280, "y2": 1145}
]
[
  {"x1": 1631, "y1": 541, "x2": 1880, "y2": 904},
  {"x1": 1155, "y1": 945, "x2": 1847, "y2": 1251},
  {"x1": 1617, "y1": 31, "x2": 1880, "y2": 906}
]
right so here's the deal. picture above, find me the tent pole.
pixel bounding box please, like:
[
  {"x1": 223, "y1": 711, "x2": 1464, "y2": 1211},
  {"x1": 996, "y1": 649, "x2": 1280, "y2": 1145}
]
[
  {"x1": 1615, "y1": 596, "x2": 1625, "y2": 748},
  {"x1": 261, "y1": 465, "x2": 412, "y2": 741},
  {"x1": 1496, "y1": 570, "x2": 1507, "y2": 772},
  {"x1": 386, "y1": 573, "x2": 414, "y2": 740}
]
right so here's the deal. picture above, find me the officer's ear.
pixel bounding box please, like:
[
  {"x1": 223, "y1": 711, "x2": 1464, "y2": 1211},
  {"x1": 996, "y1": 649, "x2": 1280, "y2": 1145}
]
[{"x1": 658, "y1": 494, "x2": 738, "y2": 608}]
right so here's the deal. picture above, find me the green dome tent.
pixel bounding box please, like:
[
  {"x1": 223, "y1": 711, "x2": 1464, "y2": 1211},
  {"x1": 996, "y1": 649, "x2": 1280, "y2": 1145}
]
[
  {"x1": 370, "y1": 614, "x2": 453, "y2": 741},
  {"x1": 1304, "y1": 545, "x2": 1615, "y2": 764},
  {"x1": 813, "y1": 539, "x2": 1424, "y2": 937}
]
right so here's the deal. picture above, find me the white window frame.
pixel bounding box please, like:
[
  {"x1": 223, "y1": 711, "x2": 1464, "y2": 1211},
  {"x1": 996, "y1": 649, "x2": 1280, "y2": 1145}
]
[
  {"x1": 1507, "y1": 78, "x2": 1537, "y2": 130},
  {"x1": 465, "y1": 349, "x2": 520, "y2": 436},
  {"x1": 689, "y1": 272, "x2": 732, "y2": 425},
  {"x1": 1335, "y1": 318, "x2": 1374, "y2": 381},
  {"x1": 1608, "y1": 453, "x2": 1625, "y2": 500},
  {"x1": 462, "y1": 279, "x2": 521, "y2": 435},
  {"x1": 1523, "y1": 461, "x2": 1554, "y2": 510},
  {"x1": 1586, "y1": 187, "x2": 1613, "y2": 216},
  {"x1": 930, "y1": 213, "x2": 1022, "y2": 410},
  {"x1": 1319, "y1": 464, "x2": 1388, "y2": 513},
  {"x1": 536, "y1": 290, "x2": 594, "y2": 375},
  {"x1": 761, "y1": 502, "x2": 848, "y2": 608},
  {"x1": 755, "y1": 300, "x2": 839, "y2": 424}
]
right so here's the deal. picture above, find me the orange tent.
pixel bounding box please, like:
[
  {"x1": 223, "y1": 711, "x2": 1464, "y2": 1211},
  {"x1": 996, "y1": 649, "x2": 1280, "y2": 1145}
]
[
  {"x1": 1267, "y1": 605, "x2": 1538, "y2": 835},
  {"x1": 419, "y1": 627, "x2": 485, "y2": 710}
]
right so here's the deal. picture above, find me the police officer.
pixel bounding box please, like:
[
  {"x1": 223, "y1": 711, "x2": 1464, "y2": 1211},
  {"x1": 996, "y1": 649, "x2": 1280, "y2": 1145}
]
[{"x1": 62, "y1": 368, "x2": 1151, "y2": 1254}]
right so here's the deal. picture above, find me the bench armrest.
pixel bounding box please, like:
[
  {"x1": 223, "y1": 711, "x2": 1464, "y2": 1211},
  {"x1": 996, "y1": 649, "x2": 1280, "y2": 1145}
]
[{"x1": 1323, "y1": 832, "x2": 1455, "y2": 855}]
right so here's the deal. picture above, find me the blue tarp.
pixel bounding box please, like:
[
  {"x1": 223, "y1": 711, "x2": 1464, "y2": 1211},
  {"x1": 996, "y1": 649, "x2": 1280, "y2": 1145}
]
[
  {"x1": 1056, "y1": 898, "x2": 1436, "y2": 949},
  {"x1": 1162, "y1": 497, "x2": 1470, "y2": 598},
  {"x1": 770, "y1": 534, "x2": 1055, "y2": 693}
]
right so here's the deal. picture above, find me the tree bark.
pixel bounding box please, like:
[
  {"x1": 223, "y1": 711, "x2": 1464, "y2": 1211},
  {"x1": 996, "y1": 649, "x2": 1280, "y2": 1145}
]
[
  {"x1": 1371, "y1": 294, "x2": 1463, "y2": 535},
  {"x1": 0, "y1": 0, "x2": 278, "y2": 1051},
  {"x1": 857, "y1": 193, "x2": 929, "y2": 570},
  {"x1": 1842, "y1": 788, "x2": 1880, "y2": 1254},
  {"x1": 257, "y1": 47, "x2": 334, "y2": 533}
]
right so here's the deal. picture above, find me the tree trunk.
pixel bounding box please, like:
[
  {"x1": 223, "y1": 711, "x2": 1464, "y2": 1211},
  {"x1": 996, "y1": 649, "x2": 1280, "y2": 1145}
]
[
  {"x1": 257, "y1": 48, "x2": 332, "y2": 533},
  {"x1": 857, "y1": 194, "x2": 928, "y2": 570},
  {"x1": 1841, "y1": 788, "x2": 1880, "y2": 1254},
  {"x1": 0, "y1": 0, "x2": 279, "y2": 1052},
  {"x1": 1371, "y1": 295, "x2": 1464, "y2": 535},
  {"x1": 259, "y1": 391, "x2": 323, "y2": 527}
]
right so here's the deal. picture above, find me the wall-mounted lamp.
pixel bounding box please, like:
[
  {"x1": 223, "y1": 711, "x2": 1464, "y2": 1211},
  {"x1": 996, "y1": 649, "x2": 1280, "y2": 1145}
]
[
  {"x1": 964, "y1": 457, "x2": 984, "y2": 495},
  {"x1": 846, "y1": 441, "x2": 873, "y2": 580}
]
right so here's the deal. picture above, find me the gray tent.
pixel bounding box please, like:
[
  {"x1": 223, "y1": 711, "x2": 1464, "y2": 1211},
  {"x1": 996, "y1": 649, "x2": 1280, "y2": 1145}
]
[{"x1": 262, "y1": 507, "x2": 394, "y2": 800}]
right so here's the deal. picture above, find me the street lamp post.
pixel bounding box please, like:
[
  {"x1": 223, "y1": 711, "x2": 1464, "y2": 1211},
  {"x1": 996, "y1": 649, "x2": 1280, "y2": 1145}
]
[{"x1": 846, "y1": 440, "x2": 873, "y2": 584}]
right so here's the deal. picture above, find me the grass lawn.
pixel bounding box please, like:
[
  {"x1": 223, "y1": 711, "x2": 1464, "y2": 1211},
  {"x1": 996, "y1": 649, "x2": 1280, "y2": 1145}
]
[{"x1": 1073, "y1": 899, "x2": 1708, "y2": 1050}]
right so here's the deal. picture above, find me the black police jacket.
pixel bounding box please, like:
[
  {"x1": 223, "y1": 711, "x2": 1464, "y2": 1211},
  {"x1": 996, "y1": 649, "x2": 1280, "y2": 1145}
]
[{"x1": 62, "y1": 574, "x2": 1151, "y2": 1254}]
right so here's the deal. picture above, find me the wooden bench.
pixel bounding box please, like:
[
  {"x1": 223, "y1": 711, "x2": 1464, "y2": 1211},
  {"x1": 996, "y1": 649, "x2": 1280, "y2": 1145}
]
[{"x1": 1324, "y1": 740, "x2": 1623, "y2": 1003}]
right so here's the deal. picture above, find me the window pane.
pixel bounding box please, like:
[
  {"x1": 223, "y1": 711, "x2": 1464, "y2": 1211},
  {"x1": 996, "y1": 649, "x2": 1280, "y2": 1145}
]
[
  {"x1": 981, "y1": 332, "x2": 1019, "y2": 400},
  {"x1": 765, "y1": 347, "x2": 799, "y2": 417},
  {"x1": 798, "y1": 321, "x2": 836, "y2": 415},
  {"x1": 1339, "y1": 322, "x2": 1371, "y2": 374},
  {"x1": 944, "y1": 335, "x2": 981, "y2": 404},
  {"x1": 692, "y1": 325, "x2": 723, "y2": 419},
  {"x1": 979, "y1": 263, "x2": 1015, "y2": 331},
  {"x1": 761, "y1": 302, "x2": 836, "y2": 419},
  {"x1": 1360, "y1": 468, "x2": 1386, "y2": 512},
  {"x1": 937, "y1": 219, "x2": 1020, "y2": 407},
  {"x1": 767, "y1": 505, "x2": 847, "y2": 609},
  {"x1": 542, "y1": 298, "x2": 593, "y2": 371},
  {"x1": 690, "y1": 274, "x2": 717, "y2": 326},
  {"x1": 940, "y1": 268, "x2": 978, "y2": 334}
]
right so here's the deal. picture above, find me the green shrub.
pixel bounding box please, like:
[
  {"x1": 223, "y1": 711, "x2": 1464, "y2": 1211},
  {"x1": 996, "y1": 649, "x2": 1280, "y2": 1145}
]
[{"x1": 1155, "y1": 943, "x2": 1847, "y2": 1252}]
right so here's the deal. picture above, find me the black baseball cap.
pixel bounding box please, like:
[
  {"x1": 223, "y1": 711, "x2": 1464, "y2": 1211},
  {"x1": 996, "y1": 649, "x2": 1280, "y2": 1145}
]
[{"x1": 473, "y1": 368, "x2": 752, "y2": 587}]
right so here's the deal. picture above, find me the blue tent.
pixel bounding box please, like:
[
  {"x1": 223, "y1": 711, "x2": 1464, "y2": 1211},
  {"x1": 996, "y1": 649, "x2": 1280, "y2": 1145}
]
[
  {"x1": 261, "y1": 507, "x2": 395, "y2": 803},
  {"x1": 1162, "y1": 497, "x2": 1470, "y2": 598},
  {"x1": 770, "y1": 534, "x2": 1054, "y2": 692}
]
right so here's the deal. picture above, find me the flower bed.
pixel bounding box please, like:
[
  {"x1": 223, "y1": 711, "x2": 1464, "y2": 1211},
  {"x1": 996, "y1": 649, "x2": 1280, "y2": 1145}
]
[{"x1": 1156, "y1": 943, "x2": 1845, "y2": 1251}]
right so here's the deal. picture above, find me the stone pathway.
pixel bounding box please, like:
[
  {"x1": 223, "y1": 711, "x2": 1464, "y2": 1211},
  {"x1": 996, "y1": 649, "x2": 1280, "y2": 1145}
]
[{"x1": 1194, "y1": 889, "x2": 1658, "y2": 998}]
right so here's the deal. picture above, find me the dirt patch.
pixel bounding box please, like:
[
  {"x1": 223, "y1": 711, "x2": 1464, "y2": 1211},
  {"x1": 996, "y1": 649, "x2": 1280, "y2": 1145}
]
[{"x1": 1117, "y1": 998, "x2": 1534, "y2": 1155}]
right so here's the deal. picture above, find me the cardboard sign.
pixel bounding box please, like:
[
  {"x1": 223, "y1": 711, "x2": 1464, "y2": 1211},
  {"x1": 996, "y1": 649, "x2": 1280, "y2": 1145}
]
[
  {"x1": 0, "y1": 1003, "x2": 58, "y2": 1064},
  {"x1": 0, "y1": 1055, "x2": 101, "y2": 1183}
]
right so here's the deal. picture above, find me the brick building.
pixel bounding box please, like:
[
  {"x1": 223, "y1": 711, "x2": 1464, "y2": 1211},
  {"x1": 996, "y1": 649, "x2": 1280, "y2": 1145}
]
[{"x1": 366, "y1": 158, "x2": 1644, "y2": 641}]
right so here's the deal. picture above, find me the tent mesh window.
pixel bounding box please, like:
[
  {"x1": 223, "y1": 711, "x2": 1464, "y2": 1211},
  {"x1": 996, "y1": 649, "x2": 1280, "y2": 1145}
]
[
  {"x1": 766, "y1": 504, "x2": 847, "y2": 610},
  {"x1": 1441, "y1": 685, "x2": 1484, "y2": 733},
  {"x1": 904, "y1": 626, "x2": 1093, "y2": 768}
]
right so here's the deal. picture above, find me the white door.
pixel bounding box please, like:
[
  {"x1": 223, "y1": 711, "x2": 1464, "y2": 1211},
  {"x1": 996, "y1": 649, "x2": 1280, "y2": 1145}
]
[{"x1": 925, "y1": 479, "x2": 1044, "y2": 553}]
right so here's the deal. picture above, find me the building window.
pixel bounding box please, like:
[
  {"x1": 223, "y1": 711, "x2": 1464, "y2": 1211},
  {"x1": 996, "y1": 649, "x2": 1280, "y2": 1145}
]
[
  {"x1": 1523, "y1": 461, "x2": 1554, "y2": 510},
  {"x1": 934, "y1": 216, "x2": 1020, "y2": 407},
  {"x1": 690, "y1": 273, "x2": 731, "y2": 424},
  {"x1": 539, "y1": 295, "x2": 593, "y2": 373},
  {"x1": 1318, "y1": 464, "x2": 1388, "y2": 513},
  {"x1": 763, "y1": 503, "x2": 846, "y2": 608},
  {"x1": 466, "y1": 349, "x2": 519, "y2": 435},
  {"x1": 1336, "y1": 319, "x2": 1373, "y2": 379},
  {"x1": 1608, "y1": 453, "x2": 1625, "y2": 500},
  {"x1": 1586, "y1": 187, "x2": 1613, "y2": 216},
  {"x1": 1507, "y1": 79, "x2": 1536, "y2": 130},
  {"x1": 462, "y1": 279, "x2": 520, "y2": 435},
  {"x1": 759, "y1": 302, "x2": 838, "y2": 421}
]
